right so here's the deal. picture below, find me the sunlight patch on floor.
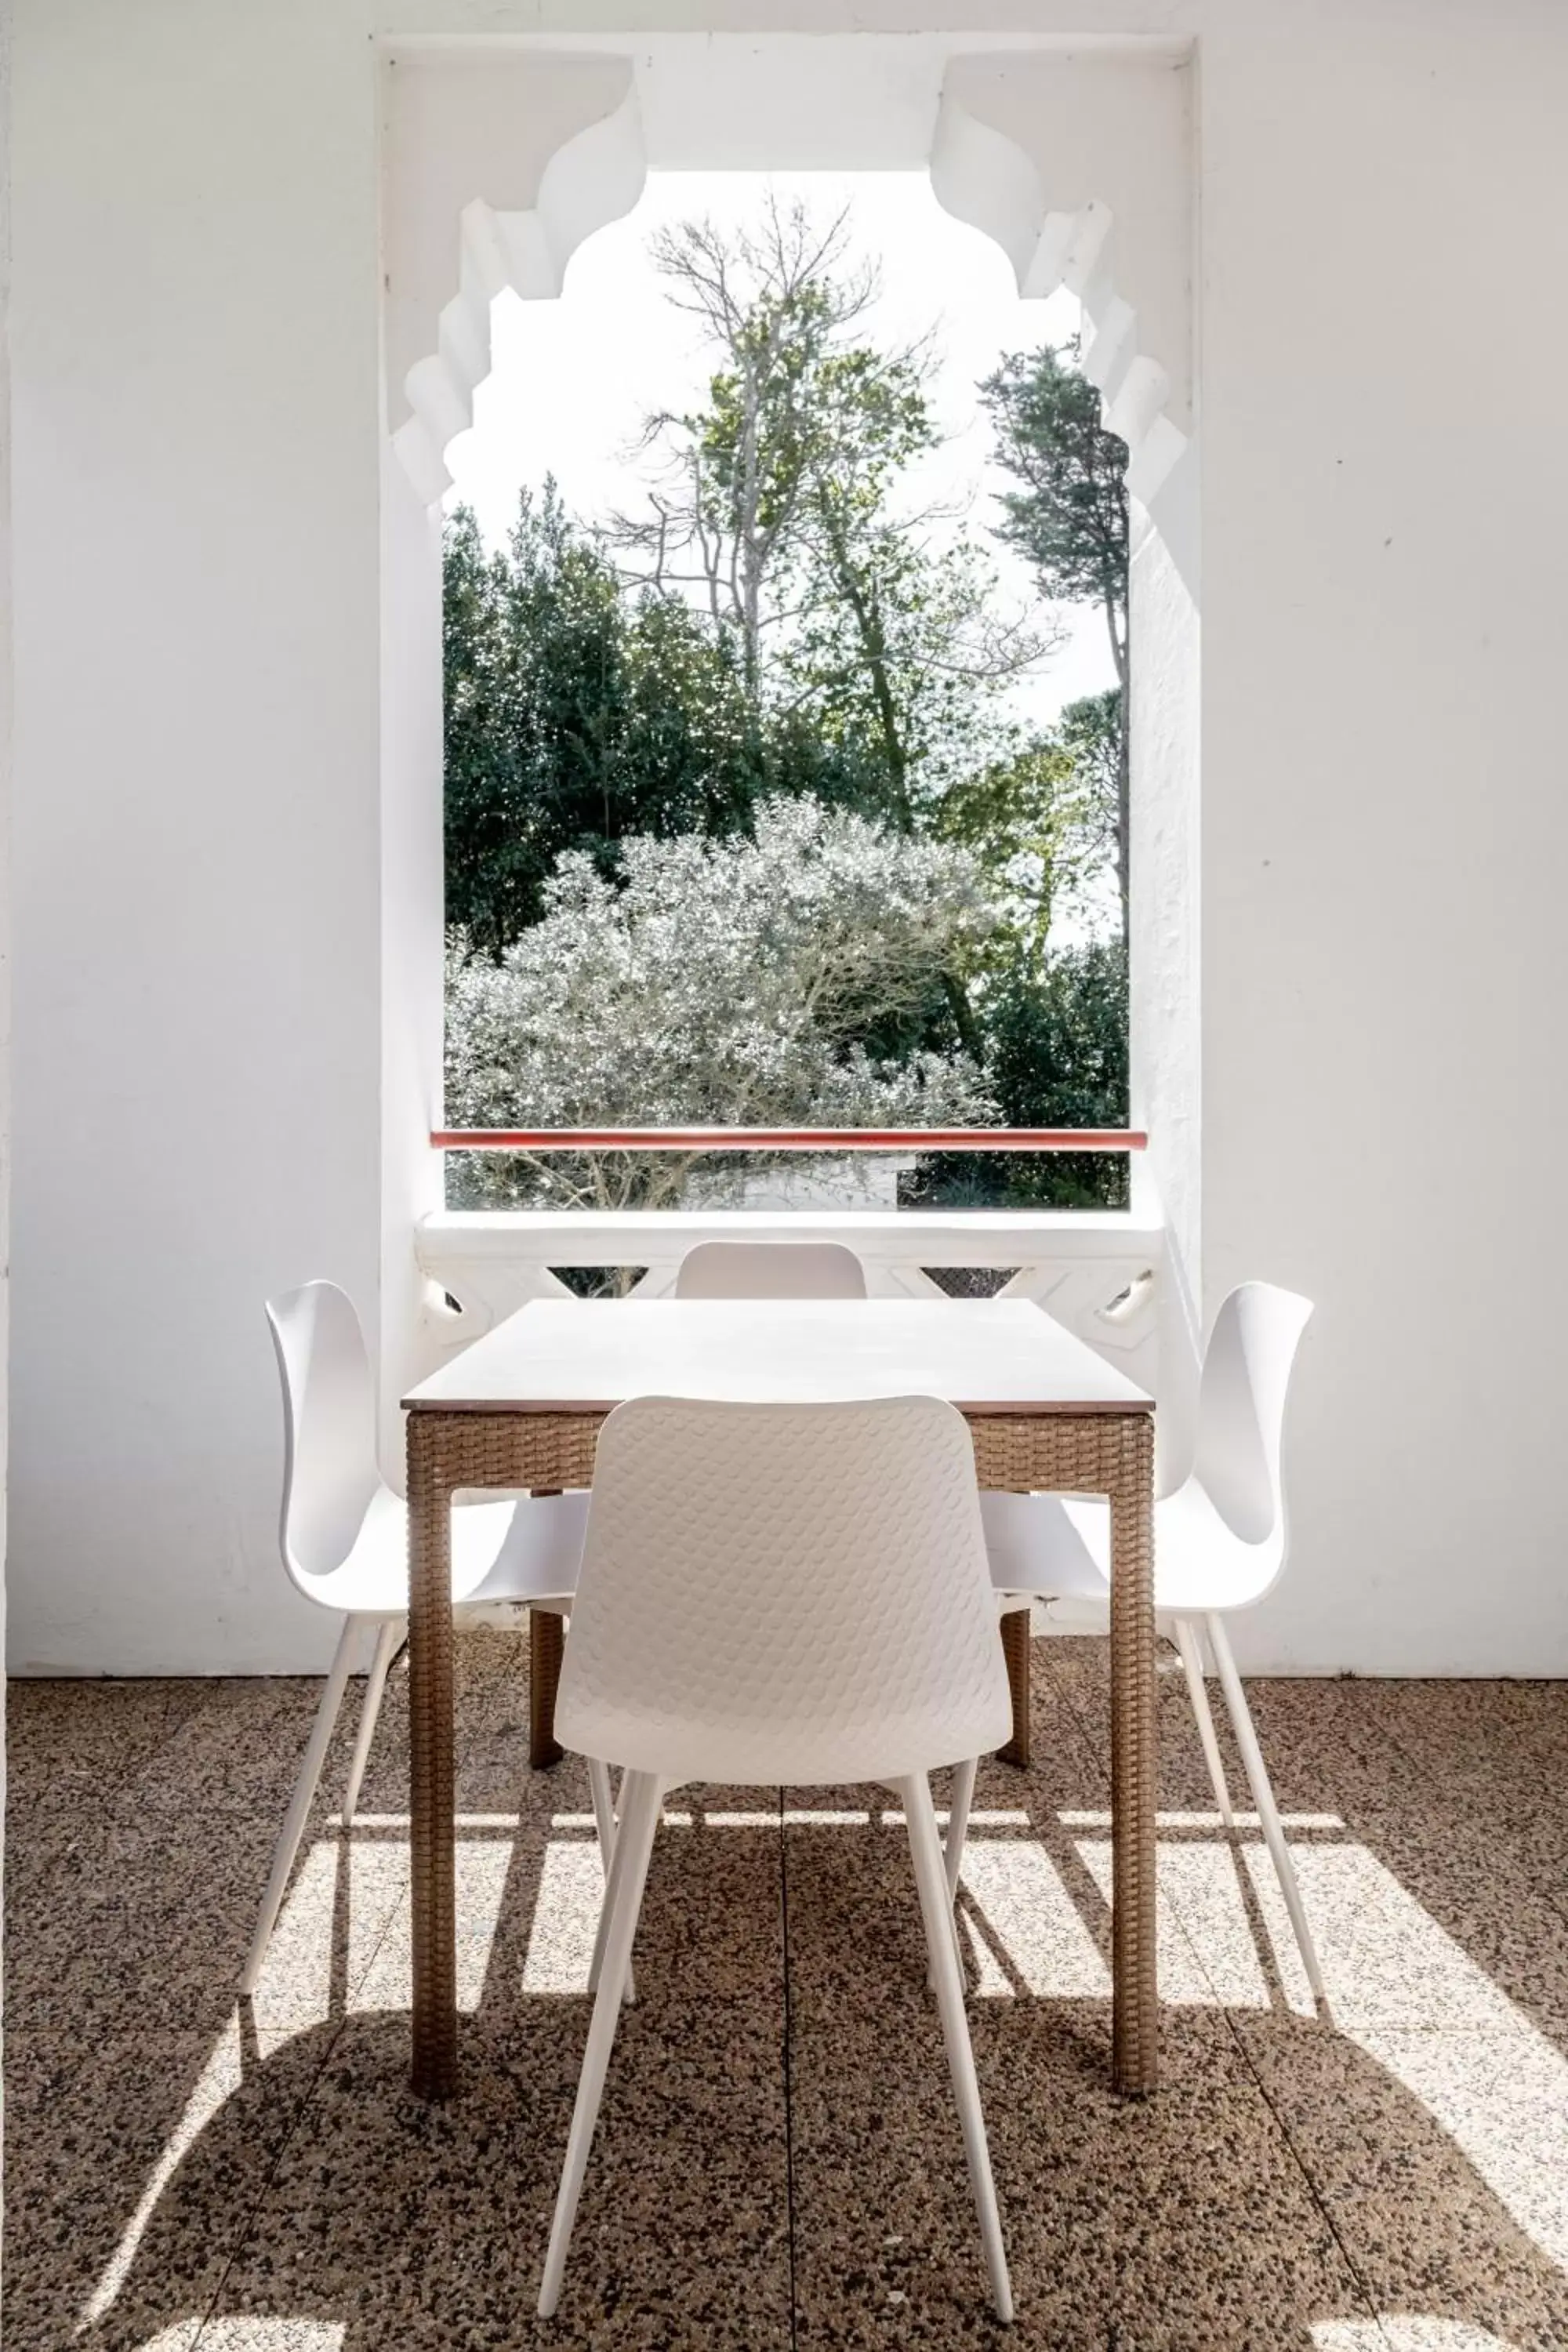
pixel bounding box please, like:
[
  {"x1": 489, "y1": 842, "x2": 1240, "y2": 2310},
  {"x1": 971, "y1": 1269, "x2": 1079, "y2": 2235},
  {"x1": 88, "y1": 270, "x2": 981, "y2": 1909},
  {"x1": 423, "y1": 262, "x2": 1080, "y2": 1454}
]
[
  {"x1": 954, "y1": 1840, "x2": 1109, "y2": 1997},
  {"x1": 1348, "y1": 2024, "x2": 1568, "y2": 2274},
  {"x1": 85, "y1": 1805, "x2": 1568, "y2": 2332},
  {"x1": 521, "y1": 1838, "x2": 612, "y2": 1994},
  {"x1": 1059, "y1": 1809, "x2": 1347, "y2": 1831},
  {"x1": 1247, "y1": 1846, "x2": 1530, "y2": 2031},
  {"x1": 133, "y1": 2325, "x2": 347, "y2": 2351},
  {"x1": 1312, "y1": 2321, "x2": 1524, "y2": 2350},
  {"x1": 247, "y1": 1838, "x2": 410, "y2": 2043},
  {"x1": 354, "y1": 1840, "x2": 515, "y2": 2013},
  {"x1": 1073, "y1": 1833, "x2": 1317, "y2": 2011}
]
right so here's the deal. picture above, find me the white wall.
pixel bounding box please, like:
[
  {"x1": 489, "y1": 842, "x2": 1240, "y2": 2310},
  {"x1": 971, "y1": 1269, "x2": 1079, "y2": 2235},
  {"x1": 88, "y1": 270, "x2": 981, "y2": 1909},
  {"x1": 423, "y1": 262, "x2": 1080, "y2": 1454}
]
[
  {"x1": 1196, "y1": 5, "x2": 1568, "y2": 1671},
  {"x1": 1129, "y1": 510, "x2": 1202, "y2": 1491},
  {"x1": 9, "y1": 0, "x2": 383, "y2": 1670},
  {"x1": 8, "y1": 0, "x2": 1568, "y2": 1675},
  {"x1": 377, "y1": 448, "x2": 448, "y2": 1483},
  {"x1": 2, "y1": 0, "x2": 13, "y2": 1813}
]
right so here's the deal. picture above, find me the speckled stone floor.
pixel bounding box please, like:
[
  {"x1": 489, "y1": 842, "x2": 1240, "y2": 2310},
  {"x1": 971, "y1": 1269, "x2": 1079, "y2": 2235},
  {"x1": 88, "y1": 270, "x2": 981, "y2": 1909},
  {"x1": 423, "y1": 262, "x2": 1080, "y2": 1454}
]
[{"x1": 5, "y1": 1634, "x2": 1566, "y2": 2352}]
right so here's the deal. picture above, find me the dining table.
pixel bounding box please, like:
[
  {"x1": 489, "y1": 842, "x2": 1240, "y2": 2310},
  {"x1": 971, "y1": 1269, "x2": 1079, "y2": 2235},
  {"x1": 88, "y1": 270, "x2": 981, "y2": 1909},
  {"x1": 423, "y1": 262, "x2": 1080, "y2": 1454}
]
[{"x1": 402, "y1": 1294, "x2": 1157, "y2": 2099}]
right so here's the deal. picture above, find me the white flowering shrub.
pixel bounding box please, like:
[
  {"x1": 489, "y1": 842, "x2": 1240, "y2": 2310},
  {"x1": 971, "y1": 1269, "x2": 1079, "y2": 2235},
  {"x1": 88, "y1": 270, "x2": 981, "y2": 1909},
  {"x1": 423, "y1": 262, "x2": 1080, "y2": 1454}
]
[{"x1": 445, "y1": 795, "x2": 1000, "y2": 1210}]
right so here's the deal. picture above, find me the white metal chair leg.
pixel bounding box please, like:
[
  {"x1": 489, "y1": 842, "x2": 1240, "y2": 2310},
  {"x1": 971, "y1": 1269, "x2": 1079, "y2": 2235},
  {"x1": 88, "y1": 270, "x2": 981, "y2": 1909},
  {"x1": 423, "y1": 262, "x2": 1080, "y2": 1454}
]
[
  {"x1": 899, "y1": 1773, "x2": 1013, "y2": 2325},
  {"x1": 584, "y1": 1775, "x2": 637, "y2": 2007},
  {"x1": 539, "y1": 1770, "x2": 664, "y2": 2319},
  {"x1": 1170, "y1": 1616, "x2": 1235, "y2": 1829},
  {"x1": 339, "y1": 1617, "x2": 401, "y2": 1831},
  {"x1": 240, "y1": 1615, "x2": 359, "y2": 1997},
  {"x1": 934, "y1": 1755, "x2": 978, "y2": 1984},
  {"x1": 1206, "y1": 1613, "x2": 1328, "y2": 2005},
  {"x1": 586, "y1": 1755, "x2": 635, "y2": 2005},
  {"x1": 945, "y1": 1755, "x2": 978, "y2": 1902}
]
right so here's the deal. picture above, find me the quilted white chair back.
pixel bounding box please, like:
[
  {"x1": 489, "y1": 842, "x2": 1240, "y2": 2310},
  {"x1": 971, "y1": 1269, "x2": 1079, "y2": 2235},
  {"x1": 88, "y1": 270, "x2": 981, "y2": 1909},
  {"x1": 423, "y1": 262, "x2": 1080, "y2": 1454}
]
[
  {"x1": 673, "y1": 1240, "x2": 867, "y2": 1299},
  {"x1": 558, "y1": 1395, "x2": 1011, "y2": 1785},
  {"x1": 265, "y1": 1280, "x2": 382, "y2": 1589},
  {"x1": 1190, "y1": 1282, "x2": 1313, "y2": 1560}
]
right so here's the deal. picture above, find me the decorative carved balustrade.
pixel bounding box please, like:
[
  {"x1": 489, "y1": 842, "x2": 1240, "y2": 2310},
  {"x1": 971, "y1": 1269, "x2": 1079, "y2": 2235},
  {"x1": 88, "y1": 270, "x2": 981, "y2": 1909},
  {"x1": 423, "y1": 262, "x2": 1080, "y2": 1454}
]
[{"x1": 415, "y1": 1207, "x2": 1165, "y2": 1404}]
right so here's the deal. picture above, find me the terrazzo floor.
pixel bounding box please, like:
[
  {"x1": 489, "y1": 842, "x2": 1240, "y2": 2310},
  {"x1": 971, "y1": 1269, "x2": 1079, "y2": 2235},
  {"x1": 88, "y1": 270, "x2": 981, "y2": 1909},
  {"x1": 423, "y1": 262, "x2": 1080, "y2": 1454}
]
[{"x1": 5, "y1": 1632, "x2": 1566, "y2": 2351}]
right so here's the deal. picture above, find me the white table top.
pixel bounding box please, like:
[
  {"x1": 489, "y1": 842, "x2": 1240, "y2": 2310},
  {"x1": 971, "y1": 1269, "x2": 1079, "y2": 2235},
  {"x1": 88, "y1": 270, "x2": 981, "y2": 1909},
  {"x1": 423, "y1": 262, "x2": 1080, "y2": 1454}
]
[{"x1": 404, "y1": 1296, "x2": 1151, "y2": 1417}]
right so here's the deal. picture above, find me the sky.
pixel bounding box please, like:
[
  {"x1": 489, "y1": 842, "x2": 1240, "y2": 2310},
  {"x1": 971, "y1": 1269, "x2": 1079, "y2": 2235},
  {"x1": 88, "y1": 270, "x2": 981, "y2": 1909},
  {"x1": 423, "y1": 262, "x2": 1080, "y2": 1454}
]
[{"x1": 445, "y1": 170, "x2": 1120, "y2": 734}]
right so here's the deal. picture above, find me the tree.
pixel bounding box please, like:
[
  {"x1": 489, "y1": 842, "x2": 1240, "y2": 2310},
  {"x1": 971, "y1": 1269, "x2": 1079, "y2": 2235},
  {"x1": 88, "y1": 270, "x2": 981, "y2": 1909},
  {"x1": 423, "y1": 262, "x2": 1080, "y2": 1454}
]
[
  {"x1": 989, "y1": 938, "x2": 1130, "y2": 1207},
  {"x1": 905, "y1": 939, "x2": 1130, "y2": 1212},
  {"x1": 444, "y1": 796, "x2": 1000, "y2": 1212},
  {"x1": 612, "y1": 205, "x2": 1047, "y2": 813},
  {"x1": 608, "y1": 200, "x2": 922, "y2": 700},
  {"x1": 441, "y1": 210, "x2": 1133, "y2": 1219},
  {"x1": 443, "y1": 487, "x2": 883, "y2": 953},
  {"x1": 607, "y1": 201, "x2": 1053, "y2": 1054},
  {"x1": 931, "y1": 728, "x2": 1099, "y2": 971},
  {"x1": 981, "y1": 344, "x2": 1131, "y2": 934},
  {"x1": 782, "y1": 521, "x2": 1050, "y2": 831}
]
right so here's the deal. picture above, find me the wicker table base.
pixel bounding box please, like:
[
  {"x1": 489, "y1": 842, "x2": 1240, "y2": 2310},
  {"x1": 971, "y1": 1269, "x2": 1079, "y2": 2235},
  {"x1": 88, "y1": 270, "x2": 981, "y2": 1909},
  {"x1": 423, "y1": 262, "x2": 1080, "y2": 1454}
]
[{"x1": 407, "y1": 1406, "x2": 1156, "y2": 2101}]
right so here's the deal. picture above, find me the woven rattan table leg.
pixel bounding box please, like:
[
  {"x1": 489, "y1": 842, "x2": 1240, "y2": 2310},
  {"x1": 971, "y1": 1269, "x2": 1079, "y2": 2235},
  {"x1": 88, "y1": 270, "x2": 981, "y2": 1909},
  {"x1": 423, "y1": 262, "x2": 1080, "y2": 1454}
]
[
  {"x1": 407, "y1": 1411, "x2": 457, "y2": 2100},
  {"x1": 1109, "y1": 1410, "x2": 1158, "y2": 2096},
  {"x1": 530, "y1": 1608, "x2": 565, "y2": 1769},
  {"x1": 997, "y1": 1607, "x2": 1032, "y2": 1769}
]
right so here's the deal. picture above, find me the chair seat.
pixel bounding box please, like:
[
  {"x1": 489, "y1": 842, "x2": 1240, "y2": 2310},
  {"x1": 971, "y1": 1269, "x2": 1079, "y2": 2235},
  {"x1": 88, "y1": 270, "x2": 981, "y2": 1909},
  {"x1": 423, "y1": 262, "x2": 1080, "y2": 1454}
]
[
  {"x1": 982, "y1": 1490, "x2": 1110, "y2": 1609},
  {"x1": 296, "y1": 1487, "x2": 589, "y2": 1618},
  {"x1": 982, "y1": 1482, "x2": 1276, "y2": 1618}
]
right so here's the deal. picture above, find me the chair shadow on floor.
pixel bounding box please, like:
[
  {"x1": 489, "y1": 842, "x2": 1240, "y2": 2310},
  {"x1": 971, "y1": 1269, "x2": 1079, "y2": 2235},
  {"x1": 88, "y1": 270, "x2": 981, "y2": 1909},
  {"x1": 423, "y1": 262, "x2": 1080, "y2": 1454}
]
[
  {"x1": 14, "y1": 1717, "x2": 1566, "y2": 2352},
  {"x1": 7, "y1": 1635, "x2": 1566, "y2": 2352}
]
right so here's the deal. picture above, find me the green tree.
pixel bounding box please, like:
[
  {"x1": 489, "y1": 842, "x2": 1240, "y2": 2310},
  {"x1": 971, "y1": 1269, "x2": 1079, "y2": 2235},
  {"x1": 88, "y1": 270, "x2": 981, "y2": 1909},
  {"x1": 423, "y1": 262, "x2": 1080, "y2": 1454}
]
[
  {"x1": 982, "y1": 345, "x2": 1131, "y2": 935},
  {"x1": 906, "y1": 940, "x2": 1130, "y2": 1211},
  {"x1": 612, "y1": 206, "x2": 1047, "y2": 832},
  {"x1": 608, "y1": 201, "x2": 931, "y2": 702},
  {"x1": 932, "y1": 731, "x2": 1098, "y2": 971},
  {"x1": 443, "y1": 486, "x2": 880, "y2": 953},
  {"x1": 609, "y1": 203, "x2": 1054, "y2": 1054},
  {"x1": 441, "y1": 210, "x2": 1134, "y2": 1213}
]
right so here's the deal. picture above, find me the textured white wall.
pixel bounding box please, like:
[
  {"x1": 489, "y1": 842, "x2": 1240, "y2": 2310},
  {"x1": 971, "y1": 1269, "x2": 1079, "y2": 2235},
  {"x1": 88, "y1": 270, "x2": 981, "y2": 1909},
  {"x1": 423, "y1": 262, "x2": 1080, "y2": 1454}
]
[
  {"x1": 9, "y1": 0, "x2": 383, "y2": 1670},
  {"x1": 2, "y1": 0, "x2": 13, "y2": 1785},
  {"x1": 1128, "y1": 512, "x2": 1201, "y2": 1494},
  {"x1": 8, "y1": 2, "x2": 1567, "y2": 1675},
  {"x1": 1196, "y1": 9, "x2": 1568, "y2": 1671},
  {"x1": 377, "y1": 445, "x2": 448, "y2": 1480}
]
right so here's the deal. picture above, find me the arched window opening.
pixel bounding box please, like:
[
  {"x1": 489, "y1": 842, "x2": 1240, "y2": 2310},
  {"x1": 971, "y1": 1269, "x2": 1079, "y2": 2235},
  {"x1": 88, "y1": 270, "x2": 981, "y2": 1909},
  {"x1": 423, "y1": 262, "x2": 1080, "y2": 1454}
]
[{"x1": 436, "y1": 170, "x2": 1134, "y2": 1229}]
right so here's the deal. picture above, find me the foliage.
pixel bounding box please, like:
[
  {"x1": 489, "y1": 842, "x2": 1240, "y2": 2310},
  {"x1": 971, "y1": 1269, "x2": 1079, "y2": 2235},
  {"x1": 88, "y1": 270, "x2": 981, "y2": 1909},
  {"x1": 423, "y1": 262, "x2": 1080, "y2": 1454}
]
[
  {"x1": 1045, "y1": 691, "x2": 1122, "y2": 858},
  {"x1": 442, "y1": 209, "x2": 1137, "y2": 1213},
  {"x1": 608, "y1": 201, "x2": 934, "y2": 693},
  {"x1": 445, "y1": 796, "x2": 1000, "y2": 1212},
  {"x1": 934, "y1": 729, "x2": 1101, "y2": 969},
  {"x1": 782, "y1": 521, "x2": 1049, "y2": 832},
  {"x1": 981, "y1": 343, "x2": 1129, "y2": 658},
  {"x1": 611, "y1": 202, "x2": 1050, "y2": 851},
  {"x1": 444, "y1": 488, "x2": 889, "y2": 954},
  {"x1": 982, "y1": 344, "x2": 1131, "y2": 931},
  {"x1": 988, "y1": 939, "x2": 1128, "y2": 1131},
  {"x1": 906, "y1": 941, "x2": 1130, "y2": 1211}
]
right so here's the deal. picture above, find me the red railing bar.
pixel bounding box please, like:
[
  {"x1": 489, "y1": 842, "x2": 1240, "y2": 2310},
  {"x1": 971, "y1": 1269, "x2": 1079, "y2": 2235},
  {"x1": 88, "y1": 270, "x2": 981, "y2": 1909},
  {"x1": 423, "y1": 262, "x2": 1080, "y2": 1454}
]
[{"x1": 432, "y1": 1127, "x2": 1145, "y2": 1153}]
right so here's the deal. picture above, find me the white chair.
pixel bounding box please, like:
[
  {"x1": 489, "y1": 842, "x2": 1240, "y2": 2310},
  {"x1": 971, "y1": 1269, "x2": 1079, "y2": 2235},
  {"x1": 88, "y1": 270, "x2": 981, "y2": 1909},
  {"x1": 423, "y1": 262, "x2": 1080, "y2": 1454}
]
[
  {"x1": 672, "y1": 1237, "x2": 986, "y2": 1925},
  {"x1": 673, "y1": 1237, "x2": 868, "y2": 1298},
  {"x1": 972, "y1": 1281, "x2": 1326, "y2": 2004},
  {"x1": 240, "y1": 1280, "x2": 594, "y2": 1997},
  {"x1": 537, "y1": 1394, "x2": 1015, "y2": 2323}
]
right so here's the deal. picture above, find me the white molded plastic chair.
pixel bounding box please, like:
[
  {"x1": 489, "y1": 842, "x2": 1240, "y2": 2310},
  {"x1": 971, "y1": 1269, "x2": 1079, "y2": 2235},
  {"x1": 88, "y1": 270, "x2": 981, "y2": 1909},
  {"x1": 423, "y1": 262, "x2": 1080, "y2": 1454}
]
[
  {"x1": 975, "y1": 1281, "x2": 1325, "y2": 2003},
  {"x1": 673, "y1": 1238, "x2": 868, "y2": 1298},
  {"x1": 670, "y1": 1236, "x2": 992, "y2": 1980},
  {"x1": 240, "y1": 1281, "x2": 593, "y2": 1997},
  {"x1": 538, "y1": 1394, "x2": 1014, "y2": 2324}
]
